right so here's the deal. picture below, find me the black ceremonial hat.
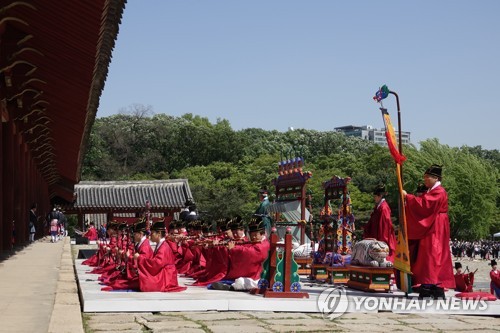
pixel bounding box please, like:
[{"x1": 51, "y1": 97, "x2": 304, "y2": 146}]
[
  {"x1": 258, "y1": 186, "x2": 268, "y2": 194},
  {"x1": 217, "y1": 217, "x2": 231, "y2": 232},
  {"x1": 169, "y1": 220, "x2": 178, "y2": 229},
  {"x1": 190, "y1": 220, "x2": 202, "y2": 230},
  {"x1": 454, "y1": 262, "x2": 462, "y2": 270},
  {"x1": 133, "y1": 221, "x2": 148, "y2": 233},
  {"x1": 490, "y1": 260, "x2": 497, "y2": 266},
  {"x1": 107, "y1": 221, "x2": 119, "y2": 229},
  {"x1": 373, "y1": 184, "x2": 386, "y2": 196},
  {"x1": 118, "y1": 222, "x2": 129, "y2": 231},
  {"x1": 425, "y1": 164, "x2": 442, "y2": 178},
  {"x1": 151, "y1": 221, "x2": 166, "y2": 232},
  {"x1": 229, "y1": 216, "x2": 245, "y2": 230},
  {"x1": 201, "y1": 221, "x2": 211, "y2": 233},
  {"x1": 248, "y1": 215, "x2": 265, "y2": 233}
]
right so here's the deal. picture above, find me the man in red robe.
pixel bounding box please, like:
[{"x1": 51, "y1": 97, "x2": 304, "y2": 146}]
[
  {"x1": 136, "y1": 221, "x2": 186, "y2": 292},
  {"x1": 363, "y1": 184, "x2": 396, "y2": 262},
  {"x1": 212, "y1": 216, "x2": 270, "y2": 291},
  {"x1": 192, "y1": 218, "x2": 234, "y2": 286},
  {"x1": 83, "y1": 222, "x2": 118, "y2": 267},
  {"x1": 96, "y1": 223, "x2": 129, "y2": 279},
  {"x1": 102, "y1": 221, "x2": 153, "y2": 291},
  {"x1": 229, "y1": 216, "x2": 248, "y2": 242},
  {"x1": 184, "y1": 221, "x2": 206, "y2": 277},
  {"x1": 83, "y1": 222, "x2": 98, "y2": 241},
  {"x1": 165, "y1": 221, "x2": 183, "y2": 264},
  {"x1": 454, "y1": 262, "x2": 474, "y2": 292},
  {"x1": 403, "y1": 164, "x2": 455, "y2": 289},
  {"x1": 490, "y1": 260, "x2": 500, "y2": 298}
]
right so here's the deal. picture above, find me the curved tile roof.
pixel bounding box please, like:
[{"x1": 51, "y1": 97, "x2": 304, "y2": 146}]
[{"x1": 73, "y1": 180, "x2": 193, "y2": 210}]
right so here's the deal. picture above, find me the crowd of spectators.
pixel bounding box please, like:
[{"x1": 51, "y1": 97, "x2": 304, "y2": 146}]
[{"x1": 451, "y1": 239, "x2": 500, "y2": 260}]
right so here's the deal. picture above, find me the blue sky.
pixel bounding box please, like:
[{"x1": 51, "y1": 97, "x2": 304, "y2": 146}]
[{"x1": 97, "y1": 1, "x2": 500, "y2": 150}]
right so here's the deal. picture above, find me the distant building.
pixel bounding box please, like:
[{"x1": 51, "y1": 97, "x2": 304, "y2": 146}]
[{"x1": 335, "y1": 125, "x2": 411, "y2": 146}]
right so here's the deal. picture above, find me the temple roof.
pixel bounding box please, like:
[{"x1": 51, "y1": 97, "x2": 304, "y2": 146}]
[
  {"x1": 1, "y1": 0, "x2": 127, "y2": 202},
  {"x1": 71, "y1": 180, "x2": 193, "y2": 211}
]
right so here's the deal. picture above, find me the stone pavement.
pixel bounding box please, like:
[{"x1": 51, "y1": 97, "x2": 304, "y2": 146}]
[
  {"x1": 0, "y1": 236, "x2": 83, "y2": 333},
  {"x1": 1, "y1": 238, "x2": 499, "y2": 333},
  {"x1": 83, "y1": 310, "x2": 500, "y2": 332}
]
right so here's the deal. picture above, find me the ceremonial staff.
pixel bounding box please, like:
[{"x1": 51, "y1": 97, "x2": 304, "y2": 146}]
[{"x1": 373, "y1": 85, "x2": 412, "y2": 294}]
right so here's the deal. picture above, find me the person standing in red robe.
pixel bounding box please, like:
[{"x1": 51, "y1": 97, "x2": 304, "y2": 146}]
[
  {"x1": 83, "y1": 222, "x2": 98, "y2": 241},
  {"x1": 136, "y1": 221, "x2": 186, "y2": 292},
  {"x1": 402, "y1": 164, "x2": 455, "y2": 289},
  {"x1": 408, "y1": 183, "x2": 427, "y2": 267},
  {"x1": 363, "y1": 184, "x2": 396, "y2": 262},
  {"x1": 490, "y1": 260, "x2": 500, "y2": 298}
]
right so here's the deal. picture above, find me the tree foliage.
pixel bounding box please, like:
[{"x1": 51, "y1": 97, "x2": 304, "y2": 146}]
[{"x1": 82, "y1": 105, "x2": 499, "y2": 240}]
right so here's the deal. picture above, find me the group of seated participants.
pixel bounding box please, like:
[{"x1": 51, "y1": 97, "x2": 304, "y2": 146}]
[{"x1": 82, "y1": 216, "x2": 270, "y2": 292}]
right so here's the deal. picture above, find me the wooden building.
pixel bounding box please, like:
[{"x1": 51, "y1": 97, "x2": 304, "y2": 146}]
[
  {"x1": 64, "y1": 180, "x2": 193, "y2": 229},
  {"x1": 0, "y1": 1, "x2": 126, "y2": 251}
]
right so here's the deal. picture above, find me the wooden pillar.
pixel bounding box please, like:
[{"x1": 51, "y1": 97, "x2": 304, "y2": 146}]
[
  {"x1": 0, "y1": 120, "x2": 3, "y2": 251},
  {"x1": 300, "y1": 185, "x2": 306, "y2": 245},
  {"x1": 107, "y1": 211, "x2": 114, "y2": 227},
  {"x1": 35, "y1": 169, "x2": 47, "y2": 238},
  {"x1": 12, "y1": 128, "x2": 23, "y2": 245},
  {"x1": 2, "y1": 122, "x2": 14, "y2": 250},
  {"x1": 18, "y1": 139, "x2": 28, "y2": 244},
  {"x1": 78, "y1": 213, "x2": 84, "y2": 231},
  {"x1": 28, "y1": 151, "x2": 37, "y2": 239}
]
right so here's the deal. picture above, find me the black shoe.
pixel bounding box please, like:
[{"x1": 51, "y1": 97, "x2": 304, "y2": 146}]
[
  {"x1": 417, "y1": 284, "x2": 445, "y2": 300},
  {"x1": 211, "y1": 282, "x2": 232, "y2": 291}
]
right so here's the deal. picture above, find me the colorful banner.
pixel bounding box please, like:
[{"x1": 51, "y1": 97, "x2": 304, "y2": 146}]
[
  {"x1": 373, "y1": 85, "x2": 390, "y2": 102},
  {"x1": 381, "y1": 108, "x2": 407, "y2": 164},
  {"x1": 374, "y1": 89, "x2": 412, "y2": 292}
]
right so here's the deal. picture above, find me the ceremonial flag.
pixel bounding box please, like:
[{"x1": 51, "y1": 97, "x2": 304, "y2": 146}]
[
  {"x1": 374, "y1": 86, "x2": 412, "y2": 292},
  {"x1": 381, "y1": 108, "x2": 407, "y2": 164},
  {"x1": 373, "y1": 85, "x2": 390, "y2": 102}
]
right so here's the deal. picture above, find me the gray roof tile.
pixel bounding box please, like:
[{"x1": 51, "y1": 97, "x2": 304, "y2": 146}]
[{"x1": 74, "y1": 180, "x2": 193, "y2": 209}]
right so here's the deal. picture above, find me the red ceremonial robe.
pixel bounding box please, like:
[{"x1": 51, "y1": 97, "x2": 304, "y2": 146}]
[
  {"x1": 405, "y1": 184, "x2": 455, "y2": 289},
  {"x1": 83, "y1": 239, "x2": 110, "y2": 266},
  {"x1": 96, "y1": 236, "x2": 126, "y2": 279},
  {"x1": 176, "y1": 242, "x2": 194, "y2": 274},
  {"x1": 95, "y1": 238, "x2": 119, "y2": 280},
  {"x1": 490, "y1": 269, "x2": 500, "y2": 297},
  {"x1": 363, "y1": 199, "x2": 396, "y2": 262},
  {"x1": 192, "y1": 246, "x2": 229, "y2": 286},
  {"x1": 82, "y1": 241, "x2": 101, "y2": 266},
  {"x1": 137, "y1": 239, "x2": 187, "y2": 292},
  {"x1": 102, "y1": 238, "x2": 153, "y2": 291},
  {"x1": 224, "y1": 240, "x2": 270, "y2": 280},
  {"x1": 84, "y1": 227, "x2": 98, "y2": 241},
  {"x1": 454, "y1": 273, "x2": 474, "y2": 292},
  {"x1": 100, "y1": 236, "x2": 117, "y2": 266},
  {"x1": 185, "y1": 243, "x2": 206, "y2": 277},
  {"x1": 166, "y1": 239, "x2": 183, "y2": 264}
]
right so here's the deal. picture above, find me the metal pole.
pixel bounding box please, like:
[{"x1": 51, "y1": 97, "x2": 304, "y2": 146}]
[{"x1": 390, "y1": 91, "x2": 403, "y2": 179}]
